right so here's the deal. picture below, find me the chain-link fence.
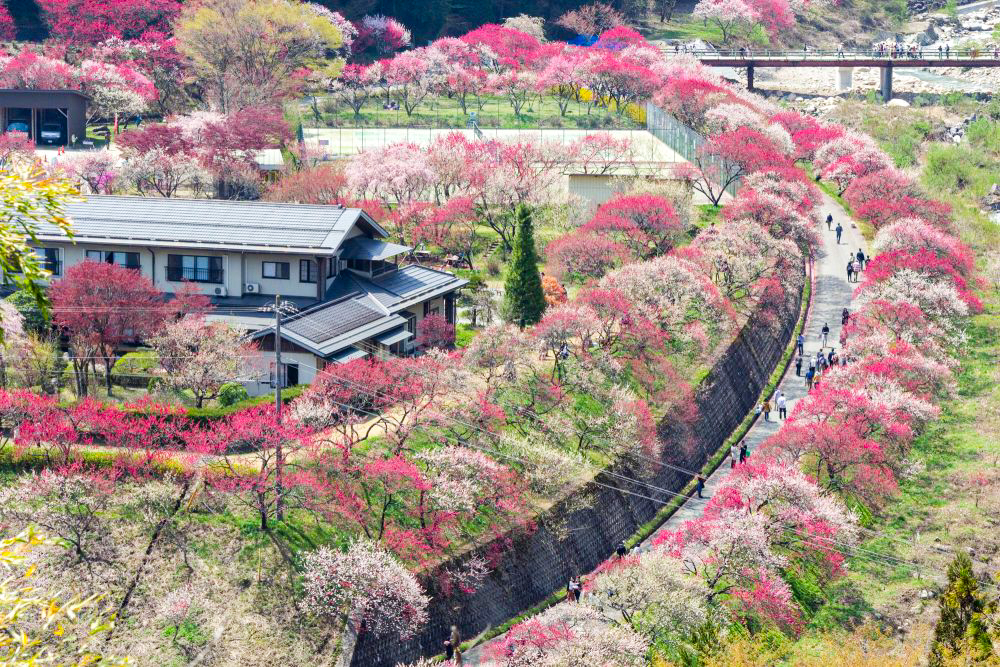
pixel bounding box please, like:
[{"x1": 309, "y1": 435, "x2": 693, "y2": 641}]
[{"x1": 645, "y1": 102, "x2": 741, "y2": 198}]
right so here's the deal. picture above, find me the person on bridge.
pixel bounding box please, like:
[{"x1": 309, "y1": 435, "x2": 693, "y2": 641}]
[
  {"x1": 946, "y1": 44, "x2": 950, "y2": 58},
  {"x1": 837, "y1": 43, "x2": 844, "y2": 58},
  {"x1": 835, "y1": 222, "x2": 844, "y2": 244},
  {"x1": 939, "y1": 45, "x2": 943, "y2": 58},
  {"x1": 740, "y1": 46, "x2": 746, "y2": 58},
  {"x1": 826, "y1": 213, "x2": 833, "y2": 230}
]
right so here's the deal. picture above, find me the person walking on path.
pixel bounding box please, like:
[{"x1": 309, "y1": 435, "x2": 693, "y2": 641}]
[
  {"x1": 616, "y1": 541, "x2": 628, "y2": 558},
  {"x1": 730, "y1": 444, "x2": 738, "y2": 468},
  {"x1": 806, "y1": 367, "x2": 815, "y2": 390},
  {"x1": 696, "y1": 473, "x2": 706, "y2": 498},
  {"x1": 449, "y1": 626, "x2": 463, "y2": 664},
  {"x1": 821, "y1": 323, "x2": 830, "y2": 348},
  {"x1": 851, "y1": 259, "x2": 862, "y2": 282},
  {"x1": 797, "y1": 333, "x2": 805, "y2": 356},
  {"x1": 835, "y1": 222, "x2": 844, "y2": 244},
  {"x1": 739, "y1": 442, "x2": 748, "y2": 463},
  {"x1": 842, "y1": 308, "x2": 850, "y2": 326},
  {"x1": 567, "y1": 576, "x2": 581, "y2": 603},
  {"x1": 856, "y1": 248, "x2": 866, "y2": 270},
  {"x1": 777, "y1": 393, "x2": 787, "y2": 419},
  {"x1": 762, "y1": 399, "x2": 772, "y2": 422},
  {"x1": 847, "y1": 259, "x2": 854, "y2": 283},
  {"x1": 444, "y1": 636, "x2": 455, "y2": 662},
  {"x1": 826, "y1": 213, "x2": 833, "y2": 230},
  {"x1": 795, "y1": 354, "x2": 803, "y2": 376}
]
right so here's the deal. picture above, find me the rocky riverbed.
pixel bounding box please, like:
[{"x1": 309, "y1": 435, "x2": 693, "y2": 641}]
[{"x1": 697, "y1": 4, "x2": 1000, "y2": 98}]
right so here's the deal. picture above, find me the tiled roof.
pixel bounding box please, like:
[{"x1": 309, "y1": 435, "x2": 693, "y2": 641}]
[
  {"x1": 326, "y1": 265, "x2": 467, "y2": 311},
  {"x1": 37, "y1": 196, "x2": 387, "y2": 254},
  {"x1": 283, "y1": 297, "x2": 384, "y2": 344},
  {"x1": 252, "y1": 293, "x2": 405, "y2": 357},
  {"x1": 340, "y1": 237, "x2": 411, "y2": 261}
]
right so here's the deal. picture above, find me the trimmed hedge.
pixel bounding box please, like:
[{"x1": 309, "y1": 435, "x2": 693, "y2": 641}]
[{"x1": 183, "y1": 386, "x2": 306, "y2": 424}]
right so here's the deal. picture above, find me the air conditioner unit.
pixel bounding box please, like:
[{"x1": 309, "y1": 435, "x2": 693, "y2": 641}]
[
  {"x1": 244, "y1": 282, "x2": 261, "y2": 294},
  {"x1": 213, "y1": 286, "x2": 228, "y2": 297}
]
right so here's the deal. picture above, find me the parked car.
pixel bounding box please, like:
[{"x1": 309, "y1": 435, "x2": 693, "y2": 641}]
[
  {"x1": 40, "y1": 122, "x2": 63, "y2": 144},
  {"x1": 5, "y1": 121, "x2": 29, "y2": 134}
]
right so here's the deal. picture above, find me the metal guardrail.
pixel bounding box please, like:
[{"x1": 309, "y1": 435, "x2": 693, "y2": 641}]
[
  {"x1": 663, "y1": 47, "x2": 1000, "y2": 62},
  {"x1": 644, "y1": 102, "x2": 741, "y2": 198}
]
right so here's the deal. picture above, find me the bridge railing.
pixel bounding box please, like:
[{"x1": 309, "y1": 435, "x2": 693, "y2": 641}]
[
  {"x1": 644, "y1": 102, "x2": 741, "y2": 198},
  {"x1": 662, "y1": 47, "x2": 1000, "y2": 60}
]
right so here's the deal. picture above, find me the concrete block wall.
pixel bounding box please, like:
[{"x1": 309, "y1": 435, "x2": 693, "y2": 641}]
[{"x1": 349, "y1": 268, "x2": 805, "y2": 667}]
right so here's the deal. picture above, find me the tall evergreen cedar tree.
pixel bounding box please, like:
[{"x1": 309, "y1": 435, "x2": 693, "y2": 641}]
[
  {"x1": 929, "y1": 553, "x2": 996, "y2": 665},
  {"x1": 503, "y1": 205, "x2": 546, "y2": 326}
]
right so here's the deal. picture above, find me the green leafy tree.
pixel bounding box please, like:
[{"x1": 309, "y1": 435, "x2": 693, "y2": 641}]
[
  {"x1": 502, "y1": 205, "x2": 546, "y2": 327},
  {"x1": 930, "y1": 553, "x2": 996, "y2": 666},
  {"x1": 175, "y1": 0, "x2": 344, "y2": 112},
  {"x1": 5, "y1": 289, "x2": 49, "y2": 334},
  {"x1": 0, "y1": 526, "x2": 128, "y2": 665},
  {"x1": 0, "y1": 166, "x2": 77, "y2": 331}
]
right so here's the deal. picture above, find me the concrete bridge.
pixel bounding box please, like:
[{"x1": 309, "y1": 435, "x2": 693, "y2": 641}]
[{"x1": 668, "y1": 48, "x2": 1000, "y2": 99}]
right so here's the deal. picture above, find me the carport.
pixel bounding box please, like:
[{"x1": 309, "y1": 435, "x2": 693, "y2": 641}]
[{"x1": 0, "y1": 89, "x2": 88, "y2": 146}]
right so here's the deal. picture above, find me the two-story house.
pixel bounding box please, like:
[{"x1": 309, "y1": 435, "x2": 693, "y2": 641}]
[{"x1": 30, "y1": 196, "x2": 467, "y2": 391}]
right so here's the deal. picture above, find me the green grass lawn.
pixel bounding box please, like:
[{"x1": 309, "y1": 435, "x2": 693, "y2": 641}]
[
  {"x1": 296, "y1": 92, "x2": 641, "y2": 131},
  {"x1": 639, "y1": 13, "x2": 771, "y2": 45}
]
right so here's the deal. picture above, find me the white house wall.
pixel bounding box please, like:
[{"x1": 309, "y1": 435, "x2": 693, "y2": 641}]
[{"x1": 40, "y1": 242, "x2": 330, "y2": 299}]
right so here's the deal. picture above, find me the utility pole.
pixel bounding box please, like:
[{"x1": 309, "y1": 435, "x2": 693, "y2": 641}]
[
  {"x1": 274, "y1": 293, "x2": 283, "y2": 419},
  {"x1": 260, "y1": 294, "x2": 297, "y2": 522}
]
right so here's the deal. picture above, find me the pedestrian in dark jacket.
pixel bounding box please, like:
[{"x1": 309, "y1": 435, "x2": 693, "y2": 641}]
[
  {"x1": 795, "y1": 355, "x2": 802, "y2": 376},
  {"x1": 826, "y1": 213, "x2": 833, "y2": 230},
  {"x1": 847, "y1": 259, "x2": 854, "y2": 283},
  {"x1": 696, "y1": 473, "x2": 706, "y2": 498},
  {"x1": 835, "y1": 223, "x2": 843, "y2": 244},
  {"x1": 739, "y1": 443, "x2": 748, "y2": 463}
]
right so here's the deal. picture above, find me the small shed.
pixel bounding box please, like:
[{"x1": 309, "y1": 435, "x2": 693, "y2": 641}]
[{"x1": 0, "y1": 89, "x2": 88, "y2": 146}]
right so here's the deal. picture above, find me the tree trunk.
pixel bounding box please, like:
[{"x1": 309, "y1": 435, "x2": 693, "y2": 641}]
[
  {"x1": 104, "y1": 356, "x2": 114, "y2": 397},
  {"x1": 259, "y1": 493, "x2": 268, "y2": 531}
]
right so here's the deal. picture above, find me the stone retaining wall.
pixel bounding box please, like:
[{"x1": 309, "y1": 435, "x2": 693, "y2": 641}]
[{"x1": 349, "y1": 267, "x2": 806, "y2": 667}]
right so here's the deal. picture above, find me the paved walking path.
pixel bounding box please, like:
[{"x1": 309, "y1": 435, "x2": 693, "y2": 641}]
[
  {"x1": 637, "y1": 193, "x2": 864, "y2": 542},
  {"x1": 461, "y1": 193, "x2": 867, "y2": 665}
]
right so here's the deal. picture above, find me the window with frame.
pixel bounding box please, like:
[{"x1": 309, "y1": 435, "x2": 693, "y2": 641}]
[
  {"x1": 299, "y1": 259, "x2": 318, "y2": 283},
  {"x1": 262, "y1": 261, "x2": 290, "y2": 279},
  {"x1": 34, "y1": 248, "x2": 61, "y2": 276},
  {"x1": 86, "y1": 250, "x2": 140, "y2": 270},
  {"x1": 166, "y1": 254, "x2": 223, "y2": 283}
]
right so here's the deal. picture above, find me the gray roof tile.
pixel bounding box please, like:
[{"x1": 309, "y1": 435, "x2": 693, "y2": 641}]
[
  {"x1": 283, "y1": 297, "x2": 384, "y2": 344},
  {"x1": 38, "y1": 196, "x2": 387, "y2": 253}
]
